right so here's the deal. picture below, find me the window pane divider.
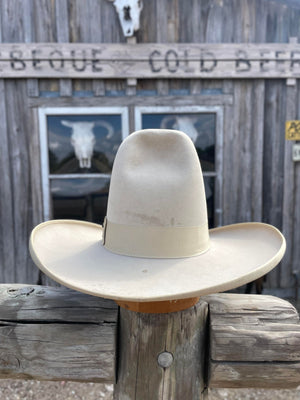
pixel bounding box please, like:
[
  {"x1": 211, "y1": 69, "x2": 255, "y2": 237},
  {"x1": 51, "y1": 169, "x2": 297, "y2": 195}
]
[
  {"x1": 49, "y1": 173, "x2": 112, "y2": 179},
  {"x1": 202, "y1": 172, "x2": 217, "y2": 177}
]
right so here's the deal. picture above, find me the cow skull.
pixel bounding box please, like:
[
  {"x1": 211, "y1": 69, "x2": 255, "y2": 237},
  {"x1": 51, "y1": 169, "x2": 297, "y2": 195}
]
[
  {"x1": 61, "y1": 121, "x2": 96, "y2": 169},
  {"x1": 109, "y1": 0, "x2": 143, "y2": 37}
]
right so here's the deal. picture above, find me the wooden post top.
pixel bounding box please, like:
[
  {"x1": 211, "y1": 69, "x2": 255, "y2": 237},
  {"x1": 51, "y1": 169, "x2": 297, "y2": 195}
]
[{"x1": 116, "y1": 297, "x2": 200, "y2": 313}]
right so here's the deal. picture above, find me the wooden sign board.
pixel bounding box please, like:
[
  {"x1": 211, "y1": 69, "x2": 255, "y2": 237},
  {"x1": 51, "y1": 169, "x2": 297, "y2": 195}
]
[
  {"x1": 293, "y1": 144, "x2": 300, "y2": 161},
  {"x1": 286, "y1": 120, "x2": 300, "y2": 140},
  {"x1": 0, "y1": 43, "x2": 299, "y2": 79}
]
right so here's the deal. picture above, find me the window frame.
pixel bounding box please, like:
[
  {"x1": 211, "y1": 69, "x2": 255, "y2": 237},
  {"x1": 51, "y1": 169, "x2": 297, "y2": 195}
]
[
  {"x1": 38, "y1": 106, "x2": 129, "y2": 221},
  {"x1": 134, "y1": 105, "x2": 224, "y2": 227}
]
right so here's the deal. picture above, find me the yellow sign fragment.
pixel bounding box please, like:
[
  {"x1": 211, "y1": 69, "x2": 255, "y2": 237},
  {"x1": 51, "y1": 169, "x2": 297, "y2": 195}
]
[{"x1": 286, "y1": 121, "x2": 300, "y2": 140}]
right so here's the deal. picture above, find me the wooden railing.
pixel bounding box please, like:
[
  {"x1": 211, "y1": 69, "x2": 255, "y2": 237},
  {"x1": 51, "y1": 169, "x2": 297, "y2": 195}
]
[{"x1": 0, "y1": 284, "x2": 299, "y2": 399}]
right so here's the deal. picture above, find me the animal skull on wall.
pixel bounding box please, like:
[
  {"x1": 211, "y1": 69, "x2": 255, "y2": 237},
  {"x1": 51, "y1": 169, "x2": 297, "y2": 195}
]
[{"x1": 109, "y1": 0, "x2": 143, "y2": 37}]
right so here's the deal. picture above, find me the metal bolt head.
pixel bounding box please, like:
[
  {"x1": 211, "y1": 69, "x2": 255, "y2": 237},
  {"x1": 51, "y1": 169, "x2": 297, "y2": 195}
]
[{"x1": 157, "y1": 351, "x2": 173, "y2": 368}]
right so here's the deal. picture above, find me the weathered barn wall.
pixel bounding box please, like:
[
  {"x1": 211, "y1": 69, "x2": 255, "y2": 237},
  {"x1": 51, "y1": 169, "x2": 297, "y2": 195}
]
[{"x1": 0, "y1": 0, "x2": 300, "y2": 294}]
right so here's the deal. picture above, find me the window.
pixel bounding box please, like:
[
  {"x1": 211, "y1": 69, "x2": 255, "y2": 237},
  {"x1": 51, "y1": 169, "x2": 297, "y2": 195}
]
[
  {"x1": 135, "y1": 106, "x2": 223, "y2": 227},
  {"x1": 39, "y1": 107, "x2": 129, "y2": 223}
]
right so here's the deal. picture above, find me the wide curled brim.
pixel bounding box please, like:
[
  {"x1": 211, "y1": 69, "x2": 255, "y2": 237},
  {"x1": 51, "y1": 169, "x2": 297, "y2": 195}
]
[{"x1": 29, "y1": 220, "x2": 286, "y2": 302}]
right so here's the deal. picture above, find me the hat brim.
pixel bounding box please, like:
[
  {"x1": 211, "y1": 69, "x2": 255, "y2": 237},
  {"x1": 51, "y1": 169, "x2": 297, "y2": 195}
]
[{"x1": 29, "y1": 220, "x2": 286, "y2": 302}]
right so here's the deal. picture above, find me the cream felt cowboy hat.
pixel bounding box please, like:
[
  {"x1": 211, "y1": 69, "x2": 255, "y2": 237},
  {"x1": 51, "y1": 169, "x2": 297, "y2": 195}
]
[{"x1": 30, "y1": 129, "x2": 286, "y2": 307}]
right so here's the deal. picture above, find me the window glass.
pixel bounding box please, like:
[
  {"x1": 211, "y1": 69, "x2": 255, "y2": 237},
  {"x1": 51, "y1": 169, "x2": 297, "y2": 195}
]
[
  {"x1": 51, "y1": 178, "x2": 110, "y2": 223},
  {"x1": 47, "y1": 114, "x2": 122, "y2": 174},
  {"x1": 141, "y1": 113, "x2": 215, "y2": 172},
  {"x1": 203, "y1": 177, "x2": 215, "y2": 228}
]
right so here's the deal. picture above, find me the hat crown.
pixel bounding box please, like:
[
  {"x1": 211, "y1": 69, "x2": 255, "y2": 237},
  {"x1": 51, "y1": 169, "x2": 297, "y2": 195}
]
[{"x1": 107, "y1": 129, "x2": 207, "y2": 228}]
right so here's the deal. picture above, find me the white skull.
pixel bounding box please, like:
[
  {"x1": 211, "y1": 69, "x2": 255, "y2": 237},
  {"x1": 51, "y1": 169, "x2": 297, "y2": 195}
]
[
  {"x1": 110, "y1": 0, "x2": 143, "y2": 37},
  {"x1": 61, "y1": 121, "x2": 96, "y2": 169}
]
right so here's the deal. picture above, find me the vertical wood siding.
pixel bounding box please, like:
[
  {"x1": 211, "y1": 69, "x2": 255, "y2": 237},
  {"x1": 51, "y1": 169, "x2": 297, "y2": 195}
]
[{"x1": 0, "y1": 0, "x2": 299, "y2": 292}]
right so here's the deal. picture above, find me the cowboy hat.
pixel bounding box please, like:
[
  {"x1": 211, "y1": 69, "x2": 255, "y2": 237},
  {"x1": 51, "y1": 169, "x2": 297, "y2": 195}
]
[{"x1": 30, "y1": 129, "x2": 286, "y2": 303}]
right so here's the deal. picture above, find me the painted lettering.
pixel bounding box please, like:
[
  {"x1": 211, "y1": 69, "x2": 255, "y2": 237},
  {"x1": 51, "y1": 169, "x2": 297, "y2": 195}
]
[
  {"x1": 49, "y1": 50, "x2": 64, "y2": 71},
  {"x1": 260, "y1": 51, "x2": 270, "y2": 72},
  {"x1": 290, "y1": 51, "x2": 300, "y2": 70},
  {"x1": 32, "y1": 49, "x2": 42, "y2": 70},
  {"x1": 71, "y1": 50, "x2": 87, "y2": 71},
  {"x1": 165, "y1": 49, "x2": 179, "y2": 73},
  {"x1": 149, "y1": 50, "x2": 162, "y2": 73},
  {"x1": 200, "y1": 51, "x2": 217, "y2": 72},
  {"x1": 10, "y1": 50, "x2": 26, "y2": 70},
  {"x1": 235, "y1": 50, "x2": 251, "y2": 72},
  {"x1": 92, "y1": 49, "x2": 102, "y2": 72}
]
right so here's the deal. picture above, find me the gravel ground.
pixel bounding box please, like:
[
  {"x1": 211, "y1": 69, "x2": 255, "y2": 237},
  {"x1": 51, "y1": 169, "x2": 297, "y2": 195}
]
[{"x1": 0, "y1": 381, "x2": 300, "y2": 400}]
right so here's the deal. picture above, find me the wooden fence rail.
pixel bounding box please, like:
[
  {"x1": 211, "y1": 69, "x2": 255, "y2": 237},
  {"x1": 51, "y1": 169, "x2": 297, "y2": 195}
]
[{"x1": 0, "y1": 284, "x2": 299, "y2": 399}]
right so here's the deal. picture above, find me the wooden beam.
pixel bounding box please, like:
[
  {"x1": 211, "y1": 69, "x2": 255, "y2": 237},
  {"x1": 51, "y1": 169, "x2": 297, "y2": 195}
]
[
  {"x1": 1, "y1": 43, "x2": 300, "y2": 79},
  {"x1": 0, "y1": 285, "x2": 299, "y2": 394},
  {"x1": 207, "y1": 293, "x2": 300, "y2": 389},
  {"x1": 0, "y1": 284, "x2": 117, "y2": 382}
]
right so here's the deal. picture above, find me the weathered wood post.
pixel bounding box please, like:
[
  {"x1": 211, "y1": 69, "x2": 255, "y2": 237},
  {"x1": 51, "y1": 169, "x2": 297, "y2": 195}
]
[
  {"x1": 114, "y1": 300, "x2": 209, "y2": 399},
  {"x1": 0, "y1": 284, "x2": 299, "y2": 396}
]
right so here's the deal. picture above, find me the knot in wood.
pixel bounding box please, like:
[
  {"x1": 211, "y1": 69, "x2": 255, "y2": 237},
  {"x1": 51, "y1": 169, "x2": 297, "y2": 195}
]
[{"x1": 157, "y1": 351, "x2": 173, "y2": 368}]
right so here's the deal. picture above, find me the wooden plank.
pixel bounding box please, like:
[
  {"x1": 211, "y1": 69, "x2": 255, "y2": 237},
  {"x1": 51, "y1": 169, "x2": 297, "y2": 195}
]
[
  {"x1": 0, "y1": 321, "x2": 115, "y2": 382},
  {"x1": 223, "y1": 81, "x2": 253, "y2": 223},
  {"x1": 23, "y1": 0, "x2": 39, "y2": 97},
  {"x1": 263, "y1": 80, "x2": 286, "y2": 289},
  {"x1": 207, "y1": 293, "x2": 300, "y2": 389},
  {"x1": 0, "y1": 80, "x2": 15, "y2": 282},
  {"x1": 155, "y1": 0, "x2": 170, "y2": 95},
  {"x1": 100, "y1": 0, "x2": 124, "y2": 95},
  {"x1": 1, "y1": 0, "x2": 27, "y2": 41},
  {"x1": 93, "y1": 79, "x2": 106, "y2": 96},
  {"x1": 0, "y1": 42, "x2": 299, "y2": 79},
  {"x1": 27, "y1": 79, "x2": 39, "y2": 97},
  {"x1": 222, "y1": 86, "x2": 234, "y2": 226},
  {"x1": 205, "y1": 0, "x2": 223, "y2": 43},
  {"x1": 293, "y1": 82, "x2": 300, "y2": 283},
  {"x1": 0, "y1": 285, "x2": 117, "y2": 382},
  {"x1": 29, "y1": 94, "x2": 233, "y2": 108},
  {"x1": 114, "y1": 299, "x2": 208, "y2": 400},
  {"x1": 210, "y1": 362, "x2": 300, "y2": 389},
  {"x1": 4, "y1": 81, "x2": 40, "y2": 284},
  {"x1": 251, "y1": 80, "x2": 265, "y2": 221},
  {"x1": 205, "y1": 293, "x2": 300, "y2": 325},
  {"x1": 254, "y1": 0, "x2": 268, "y2": 42},
  {"x1": 0, "y1": 285, "x2": 117, "y2": 323},
  {"x1": 211, "y1": 323, "x2": 300, "y2": 362},
  {"x1": 282, "y1": 84, "x2": 298, "y2": 288},
  {"x1": 56, "y1": 0, "x2": 72, "y2": 96}
]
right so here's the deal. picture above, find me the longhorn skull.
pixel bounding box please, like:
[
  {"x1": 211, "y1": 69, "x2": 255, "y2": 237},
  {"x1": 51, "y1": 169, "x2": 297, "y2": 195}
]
[
  {"x1": 61, "y1": 120, "x2": 96, "y2": 169},
  {"x1": 109, "y1": 0, "x2": 143, "y2": 37}
]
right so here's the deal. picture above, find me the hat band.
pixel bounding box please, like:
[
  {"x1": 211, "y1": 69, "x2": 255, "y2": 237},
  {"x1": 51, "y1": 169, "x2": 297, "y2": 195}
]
[{"x1": 102, "y1": 218, "x2": 210, "y2": 258}]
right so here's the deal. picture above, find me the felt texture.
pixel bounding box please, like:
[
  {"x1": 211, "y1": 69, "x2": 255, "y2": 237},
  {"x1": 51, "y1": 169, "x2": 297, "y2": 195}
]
[{"x1": 29, "y1": 129, "x2": 286, "y2": 301}]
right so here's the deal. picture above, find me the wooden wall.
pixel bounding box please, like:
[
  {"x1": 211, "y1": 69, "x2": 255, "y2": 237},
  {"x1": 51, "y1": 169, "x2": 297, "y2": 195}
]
[{"x1": 0, "y1": 0, "x2": 300, "y2": 294}]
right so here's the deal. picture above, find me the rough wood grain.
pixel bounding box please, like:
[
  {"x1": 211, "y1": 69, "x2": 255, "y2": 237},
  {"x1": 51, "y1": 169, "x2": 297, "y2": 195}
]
[
  {"x1": 207, "y1": 293, "x2": 300, "y2": 388},
  {"x1": 0, "y1": 285, "x2": 117, "y2": 382},
  {"x1": 56, "y1": 0, "x2": 72, "y2": 96},
  {"x1": 282, "y1": 84, "x2": 298, "y2": 288},
  {"x1": 0, "y1": 43, "x2": 300, "y2": 79},
  {"x1": 114, "y1": 299, "x2": 209, "y2": 400},
  {"x1": 263, "y1": 80, "x2": 286, "y2": 289},
  {"x1": 210, "y1": 362, "x2": 300, "y2": 389},
  {"x1": 29, "y1": 94, "x2": 233, "y2": 108},
  {"x1": 0, "y1": 80, "x2": 15, "y2": 282},
  {"x1": 0, "y1": 286, "x2": 299, "y2": 392}
]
